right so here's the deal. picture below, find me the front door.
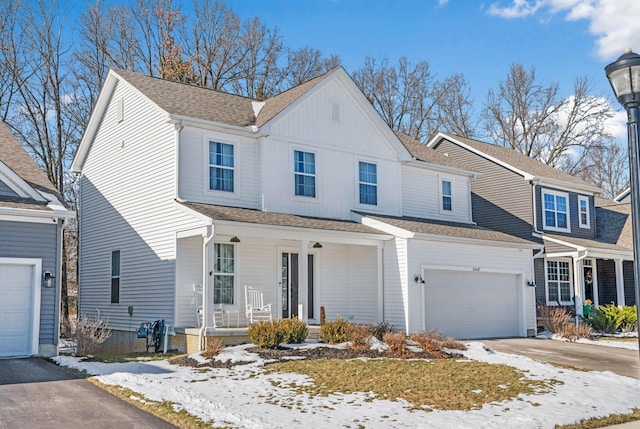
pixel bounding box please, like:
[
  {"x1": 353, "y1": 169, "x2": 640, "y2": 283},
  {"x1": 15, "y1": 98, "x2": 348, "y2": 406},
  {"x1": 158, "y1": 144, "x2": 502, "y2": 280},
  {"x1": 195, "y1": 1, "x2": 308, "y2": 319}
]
[{"x1": 281, "y1": 253, "x2": 314, "y2": 319}]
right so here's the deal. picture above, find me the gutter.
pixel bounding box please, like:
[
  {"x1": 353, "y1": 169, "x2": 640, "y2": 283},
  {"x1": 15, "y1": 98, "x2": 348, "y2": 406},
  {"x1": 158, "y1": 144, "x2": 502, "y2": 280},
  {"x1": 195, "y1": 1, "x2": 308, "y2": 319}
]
[{"x1": 168, "y1": 114, "x2": 266, "y2": 138}]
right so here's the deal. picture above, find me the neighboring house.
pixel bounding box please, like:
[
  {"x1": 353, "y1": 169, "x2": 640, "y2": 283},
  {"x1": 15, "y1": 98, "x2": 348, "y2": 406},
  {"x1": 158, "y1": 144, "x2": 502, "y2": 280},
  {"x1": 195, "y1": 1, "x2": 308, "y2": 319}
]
[
  {"x1": 428, "y1": 132, "x2": 636, "y2": 317},
  {"x1": 0, "y1": 123, "x2": 74, "y2": 357},
  {"x1": 71, "y1": 68, "x2": 540, "y2": 352}
]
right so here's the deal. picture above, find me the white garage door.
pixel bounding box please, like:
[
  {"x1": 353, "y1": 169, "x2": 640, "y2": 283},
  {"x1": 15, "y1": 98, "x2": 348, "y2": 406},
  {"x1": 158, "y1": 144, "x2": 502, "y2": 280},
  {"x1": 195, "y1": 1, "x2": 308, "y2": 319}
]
[
  {"x1": 0, "y1": 263, "x2": 36, "y2": 357},
  {"x1": 424, "y1": 270, "x2": 520, "y2": 339}
]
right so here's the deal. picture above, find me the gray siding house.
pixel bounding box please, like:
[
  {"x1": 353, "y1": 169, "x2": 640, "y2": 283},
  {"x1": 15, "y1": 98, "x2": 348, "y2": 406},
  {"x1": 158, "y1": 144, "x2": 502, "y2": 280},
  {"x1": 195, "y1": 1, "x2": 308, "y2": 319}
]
[
  {"x1": 428, "y1": 132, "x2": 635, "y2": 316},
  {"x1": 0, "y1": 123, "x2": 74, "y2": 357}
]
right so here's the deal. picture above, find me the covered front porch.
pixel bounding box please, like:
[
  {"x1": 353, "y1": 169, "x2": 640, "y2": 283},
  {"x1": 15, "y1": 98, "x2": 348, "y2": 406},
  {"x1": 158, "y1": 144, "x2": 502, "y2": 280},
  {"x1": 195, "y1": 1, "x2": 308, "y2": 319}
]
[
  {"x1": 173, "y1": 203, "x2": 392, "y2": 350},
  {"x1": 535, "y1": 234, "x2": 635, "y2": 317}
]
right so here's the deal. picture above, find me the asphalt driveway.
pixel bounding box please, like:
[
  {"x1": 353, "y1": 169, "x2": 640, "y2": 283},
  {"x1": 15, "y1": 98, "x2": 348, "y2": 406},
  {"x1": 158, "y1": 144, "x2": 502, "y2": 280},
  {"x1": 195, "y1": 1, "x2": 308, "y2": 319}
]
[
  {"x1": 0, "y1": 357, "x2": 177, "y2": 429},
  {"x1": 482, "y1": 337, "x2": 640, "y2": 379}
]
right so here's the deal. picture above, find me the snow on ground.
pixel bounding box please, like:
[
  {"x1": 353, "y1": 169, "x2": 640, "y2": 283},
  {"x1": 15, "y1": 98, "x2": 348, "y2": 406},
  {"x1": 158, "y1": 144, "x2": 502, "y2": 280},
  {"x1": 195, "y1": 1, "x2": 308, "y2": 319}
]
[
  {"x1": 537, "y1": 331, "x2": 640, "y2": 350},
  {"x1": 54, "y1": 341, "x2": 640, "y2": 429}
]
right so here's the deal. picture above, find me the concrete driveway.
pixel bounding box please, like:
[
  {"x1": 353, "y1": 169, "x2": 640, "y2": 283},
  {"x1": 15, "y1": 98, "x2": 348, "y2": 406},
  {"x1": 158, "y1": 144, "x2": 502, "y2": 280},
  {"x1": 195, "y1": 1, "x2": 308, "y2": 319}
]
[
  {"x1": 0, "y1": 357, "x2": 177, "y2": 429},
  {"x1": 482, "y1": 338, "x2": 640, "y2": 379}
]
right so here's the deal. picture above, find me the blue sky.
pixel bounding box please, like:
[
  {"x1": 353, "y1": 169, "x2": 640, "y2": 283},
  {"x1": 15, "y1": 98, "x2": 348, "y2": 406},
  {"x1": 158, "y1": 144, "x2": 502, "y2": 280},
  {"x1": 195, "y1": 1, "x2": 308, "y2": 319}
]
[{"x1": 225, "y1": 0, "x2": 640, "y2": 139}]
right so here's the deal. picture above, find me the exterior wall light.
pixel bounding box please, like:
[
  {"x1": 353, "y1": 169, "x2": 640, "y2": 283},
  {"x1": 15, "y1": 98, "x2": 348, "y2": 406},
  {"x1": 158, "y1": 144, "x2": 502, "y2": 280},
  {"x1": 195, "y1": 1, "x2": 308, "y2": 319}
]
[{"x1": 43, "y1": 271, "x2": 55, "y2": 288}]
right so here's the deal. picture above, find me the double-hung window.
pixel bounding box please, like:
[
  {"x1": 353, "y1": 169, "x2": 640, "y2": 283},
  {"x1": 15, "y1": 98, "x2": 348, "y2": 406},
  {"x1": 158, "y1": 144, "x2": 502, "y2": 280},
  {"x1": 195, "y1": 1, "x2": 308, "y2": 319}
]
[
  {"x1": 110, "y1": 250, "x2": 120, "y2": 304},
  {"x1": 294, "y1": 150, "x2": 316, "y2": 197},
  {"x1": 542, "y1": 190, "x2": 569, "y2": 232},
  {"x1": 213, "y1": 243, "x2": 234, "y2": 304},
  {"x1": 578, "y1": 196, "x2": 590, "y2": 228},
  {"x1": 358, "y1": 161, "x2": 377, "y2": 205},
  {"x1": 546, "y1": 260, "x2": 572, "y2": 305},
  {"x1": 209, "y1": 142, "x2": 234, "y2": 192},
  {"x1": 440, "y1": 178, "x2": 453, "y2": 213}
]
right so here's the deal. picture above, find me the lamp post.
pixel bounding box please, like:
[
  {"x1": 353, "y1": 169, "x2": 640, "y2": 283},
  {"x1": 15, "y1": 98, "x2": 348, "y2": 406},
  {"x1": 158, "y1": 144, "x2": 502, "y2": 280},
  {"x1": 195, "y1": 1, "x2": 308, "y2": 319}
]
[{"x1": 605, "y1": 48, "x2": 640, "y2": 356}]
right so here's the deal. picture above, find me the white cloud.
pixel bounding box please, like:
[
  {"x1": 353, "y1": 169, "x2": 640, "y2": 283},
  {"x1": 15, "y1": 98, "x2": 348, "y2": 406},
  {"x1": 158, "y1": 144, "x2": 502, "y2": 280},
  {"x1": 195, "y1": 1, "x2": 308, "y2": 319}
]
[{"x1": 486, "y1": 0, "x2": 640, "y2": 60}]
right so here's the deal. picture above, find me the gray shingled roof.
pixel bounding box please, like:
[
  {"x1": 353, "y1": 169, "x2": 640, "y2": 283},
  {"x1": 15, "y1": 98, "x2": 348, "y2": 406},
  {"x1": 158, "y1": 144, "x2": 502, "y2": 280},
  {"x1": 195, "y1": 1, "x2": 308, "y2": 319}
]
[
  {"x1": 0, "y1": 122, "x2": 58, "y2": 211},
  {"x1": 394, "y1": 131, "x2": 472, "y2": 171},
  {"x1": 438, "y1": 133, "x2": 598, "y2": 189},
  {"x1": 181, "y1": 202, "x2": 386, "y2": 235},
  {"x1": 360, "y1": 213, "x2": 538, "y2": 245},
  {"x1": 114, "y1": 68, "x2": 336, "y2": 129}
]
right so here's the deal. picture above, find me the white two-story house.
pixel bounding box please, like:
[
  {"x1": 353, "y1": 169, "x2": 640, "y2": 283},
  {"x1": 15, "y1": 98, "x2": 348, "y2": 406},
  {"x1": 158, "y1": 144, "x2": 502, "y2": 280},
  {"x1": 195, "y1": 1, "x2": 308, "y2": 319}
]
[{"x1": 71, "y1": 68, "x2": 540, "y2": 352}]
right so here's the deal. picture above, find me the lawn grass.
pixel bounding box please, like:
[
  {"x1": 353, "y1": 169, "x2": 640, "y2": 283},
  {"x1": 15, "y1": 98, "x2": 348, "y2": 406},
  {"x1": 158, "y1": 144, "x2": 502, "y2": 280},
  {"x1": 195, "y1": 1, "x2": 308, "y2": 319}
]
[
  {"x1": 268, "y1": 358, "x2": 558, "y2": 411},
  {"x1": 89, "y1": 351, "x2": 180, "y2": 363},
  {"x1": 556, "y1": 408, "x2": 640, "y2": 428}
]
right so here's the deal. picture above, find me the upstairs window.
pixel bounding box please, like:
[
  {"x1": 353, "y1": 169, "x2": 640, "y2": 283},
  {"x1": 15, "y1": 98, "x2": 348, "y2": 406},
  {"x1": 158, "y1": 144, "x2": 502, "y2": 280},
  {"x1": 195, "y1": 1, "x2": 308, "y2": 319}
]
[
  {"x1": 546, "y1": 259, "x2": 572, "y2": 305},
  {"x1": 213, "y1": 243, "x2": 234, "y2": 305},
  {"x1": 358, "y1": 161, "x2": 377, "y2": 205},
  {"x1": 110, "y1": 250, "x2": 120, "y2": 304},
  {"x1": 578, "y1": 196, "x2": 590, "y2": 228},
  {"x1": 294, "y1": 150, "x2": 316, "y2": 197},
  {"x1": 440, "y1": 178, "x2": 453, "y2": 213},
  {"x1": 542, "y1": 190, "x2": 569, "y2": 232},
  {"x1": 209, "y1": 142, "x2": 234, "y2": 192}
]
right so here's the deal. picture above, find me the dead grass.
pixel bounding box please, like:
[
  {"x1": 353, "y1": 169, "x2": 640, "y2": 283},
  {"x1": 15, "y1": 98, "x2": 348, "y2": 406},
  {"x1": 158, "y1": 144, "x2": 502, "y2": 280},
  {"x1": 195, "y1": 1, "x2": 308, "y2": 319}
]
[
  {"x1": 556, "y1": 408, "x2": 640, "y2": 428},
  {"x1": 268, "y1": 358, "x2": 557, "y2": 411}
]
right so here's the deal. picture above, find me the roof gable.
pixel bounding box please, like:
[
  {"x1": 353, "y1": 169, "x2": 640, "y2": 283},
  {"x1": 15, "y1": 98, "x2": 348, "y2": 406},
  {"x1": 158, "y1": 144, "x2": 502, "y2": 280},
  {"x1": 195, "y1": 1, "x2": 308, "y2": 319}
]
[
  {"x1": 428, "y1": 132, "x2": 600, "y2": 193},
  {"x1": 394, "y1": 131, "x2": 474, "y2": 173},
  {"x1": 0, "y1": 122, "x2": 55, "y2": 202}
]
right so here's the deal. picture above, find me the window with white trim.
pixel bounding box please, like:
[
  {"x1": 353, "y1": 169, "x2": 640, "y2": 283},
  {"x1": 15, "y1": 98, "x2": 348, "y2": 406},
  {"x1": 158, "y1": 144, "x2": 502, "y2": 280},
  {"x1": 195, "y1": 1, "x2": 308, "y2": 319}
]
[
  {"x1": 578, "y1": 196, "x2": 590, "y2": 228},
  {"x1": 294, "y1": 150, "x2": 316, "y2": 197},
  {"x1": 546, "y1": 259, "x2": 572, "y2": 305},
  {"x1": 542, "y1": 189, "x2": 569, "y2": 232},
  {"x1": 213, "y1": 243, "x2": 234, "y2": 305},
  {"x1": 209, "y1": 141, "x2": 234, "y2": 192},
  {"x1": 440, "y1": 178, "x2": 453, "y2": 213},
  {"x1": 358, "y1": 161, "x2": 377, "y2": 205},
  {"x1": 110, "y1": 250, "x2": 120, "y2": 304}
]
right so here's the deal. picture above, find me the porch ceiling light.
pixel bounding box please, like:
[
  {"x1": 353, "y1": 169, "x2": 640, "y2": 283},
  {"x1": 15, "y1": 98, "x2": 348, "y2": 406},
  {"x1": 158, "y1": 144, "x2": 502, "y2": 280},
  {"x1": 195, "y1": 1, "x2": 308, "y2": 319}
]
[
  {"x1": 313, "y1": 242, "x2": 323, "y2": 248},
  {"x1": 230, "y1": 236, "x2": 240, "y2": 243}
]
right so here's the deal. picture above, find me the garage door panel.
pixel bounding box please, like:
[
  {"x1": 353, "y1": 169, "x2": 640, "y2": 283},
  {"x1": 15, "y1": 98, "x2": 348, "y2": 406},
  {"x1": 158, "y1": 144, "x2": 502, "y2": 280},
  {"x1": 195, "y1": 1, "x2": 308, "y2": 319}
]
[
  {"x1": 424, "y1": 270, "x2": 519, "y2": 339},
  {"x1": 0, "y1": 263, "x2": 35, "y2": 357}
]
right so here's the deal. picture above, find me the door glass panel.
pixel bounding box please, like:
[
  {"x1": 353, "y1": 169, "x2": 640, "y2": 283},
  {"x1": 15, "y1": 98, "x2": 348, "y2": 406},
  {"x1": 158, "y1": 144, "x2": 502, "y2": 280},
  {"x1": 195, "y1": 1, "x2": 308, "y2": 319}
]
[{"x1": 281, "y1": 254, "x2": 289, "y2": 318}]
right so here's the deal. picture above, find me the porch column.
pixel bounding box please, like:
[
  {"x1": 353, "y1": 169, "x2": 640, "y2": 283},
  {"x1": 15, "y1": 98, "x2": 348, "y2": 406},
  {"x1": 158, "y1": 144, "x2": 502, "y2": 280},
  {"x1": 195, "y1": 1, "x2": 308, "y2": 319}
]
[
  {"x1": 573, "y1": 258, "x2": 583, "y2": 316},
  {"x1": 298, "y1": 240, "x2": 309, "y2": 320},
  {"x1": 377, "y1": 244, "x2": 384, "y2": 323},
  {"x1": 615, "y1": 259, "x2": 626, "y2": 307},
  {"x1": 203, "y1": 231, "x2": 215, "y2": 329}
]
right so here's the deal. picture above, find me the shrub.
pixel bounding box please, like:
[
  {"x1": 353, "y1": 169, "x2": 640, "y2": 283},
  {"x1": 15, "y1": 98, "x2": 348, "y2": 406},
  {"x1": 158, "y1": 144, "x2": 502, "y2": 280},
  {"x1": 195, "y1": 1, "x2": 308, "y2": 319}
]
[
  {"x1": 202, "y1": 338, "x2": 224, "y2": 359},
  {"x1": 409, "y1": 330, "x2": 466, "y2": 352},
  {"x1": 583, "y1": 305, "x2": 636, "y2": 334},
  {"x1": 67, "y1": 314, "x2": 112, "y2": 356},
  {"x1": 248, "y1": 320, "x2": 284, "y2": 349},
  {"x1": 560, "y1": 323, "x2": 593, "y2": 341},
  {"x1": 279, "y1": 317, "x2": 308, "y2": 344},
  {"x1": 346, "y1": 324, "x2": 372, "y2": 350},
  {"x1": 383, "y1": 332, "x2": 411, "y2": 358},
  {"x1": 537, "y1": 303, "x2": 572, "y2": 333},
  {"x1": 320, "y1": 318, "x2": 351, "y2": 344},
  {"x1": 369, "y1": 321, "x2": 394, "y2": 341},
  {"x1": 621, "y1": 305, "x2": 638, "y2": 332}
]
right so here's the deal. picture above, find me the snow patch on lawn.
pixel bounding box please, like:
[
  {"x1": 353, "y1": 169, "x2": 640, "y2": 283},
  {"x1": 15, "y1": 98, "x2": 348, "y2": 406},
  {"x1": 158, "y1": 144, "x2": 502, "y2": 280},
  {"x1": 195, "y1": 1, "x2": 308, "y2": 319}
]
[{"x1": 54, "y1": 341, "x2": 640, "y2": 429}]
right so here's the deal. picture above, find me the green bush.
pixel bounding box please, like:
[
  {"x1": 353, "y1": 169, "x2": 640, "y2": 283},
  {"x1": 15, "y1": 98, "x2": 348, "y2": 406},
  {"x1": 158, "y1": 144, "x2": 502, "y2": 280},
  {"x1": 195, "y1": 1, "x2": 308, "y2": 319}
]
[
  {"x1": 320, "y1": 318, "x2": 351, "y2": 344},
  {"x1": 279, "y1": 317, "x2": 308, "y2": 344},
  {"x1": 621, "y1": 305, "x2": 638, "y2": 331},
  {"x1": 248, "y1": 320, "x2": 284, "y2": 349},
  {"x1": 582, "y1": 305, "x2": 636, "y2": 334},
  {"x1": 369, "y1": 321, "x2": 394, "y2": 341}
]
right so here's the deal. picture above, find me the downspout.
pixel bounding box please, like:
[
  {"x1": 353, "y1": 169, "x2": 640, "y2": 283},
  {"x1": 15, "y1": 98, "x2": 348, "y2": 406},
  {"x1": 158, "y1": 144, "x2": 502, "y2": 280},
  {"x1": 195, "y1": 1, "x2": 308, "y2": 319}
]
[
  {"x1": 199, "y1": 227, "x2": 215, "y2": 352},
  {"x1": 531, "y1": 180, "x2": 541, "y2": 234},
  {"x1": 55, "y1": 218, "x2": 64, "y2": 352},
  {"x1": 573, "y1": 251, "x2": 588, "y2": 321}
]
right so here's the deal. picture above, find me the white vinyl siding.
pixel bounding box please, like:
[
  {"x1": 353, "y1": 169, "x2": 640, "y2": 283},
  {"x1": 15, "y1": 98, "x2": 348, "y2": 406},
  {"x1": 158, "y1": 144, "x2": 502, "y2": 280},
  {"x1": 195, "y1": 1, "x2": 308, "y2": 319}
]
[
  {"x1": 401, "y1": 165, "x2": 472, "y2": 223},
  {"x1": 546, "y1": 259, "x2": 572, "y2": 305},
  {"x1": 543, "y1": 189, "x2": 570, "y2": 232},
  {"x1": 78, "y1": 79, "x2": 205, "y2": 330},
  {"x1": 578, "y1": 196, "x2": 590, "y2": 228}
]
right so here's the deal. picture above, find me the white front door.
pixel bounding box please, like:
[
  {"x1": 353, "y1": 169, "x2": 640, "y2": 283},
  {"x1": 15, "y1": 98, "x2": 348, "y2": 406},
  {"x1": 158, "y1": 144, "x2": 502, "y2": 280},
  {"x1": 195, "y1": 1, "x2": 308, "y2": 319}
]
[{"x1": 0, "y1": 260, "x2": 40, "y2": 357}]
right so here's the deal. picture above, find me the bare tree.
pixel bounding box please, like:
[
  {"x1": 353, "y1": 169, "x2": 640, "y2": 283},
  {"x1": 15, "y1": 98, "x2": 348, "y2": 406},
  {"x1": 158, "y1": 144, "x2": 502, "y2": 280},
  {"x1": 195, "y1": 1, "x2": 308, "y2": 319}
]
[
  {"x1": 483, "y1": 64, "x2": 613, "y2": 173},
  {"x1": 285, "y1": 46, "x2": 341, "y2": 87},
  {"x1": 435, "y1": 73, "x2": 477, "y2": 138},
  {"x1": 353, "y1": 56, "x2": 476, "y2": 142},
  {"x1": 0, "y1": 1, "x2": 24, "y2": 121},
  {"x1": 573, "y1": 141, "x2": 629, "y2": 199}
]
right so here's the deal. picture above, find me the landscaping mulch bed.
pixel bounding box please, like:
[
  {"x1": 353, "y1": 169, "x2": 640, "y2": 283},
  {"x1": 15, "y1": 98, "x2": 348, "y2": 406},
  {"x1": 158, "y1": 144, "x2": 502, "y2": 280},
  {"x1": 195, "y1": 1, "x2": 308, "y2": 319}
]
[{"x1": 169, "y1": 345, "x2": 456, "y2": 368}]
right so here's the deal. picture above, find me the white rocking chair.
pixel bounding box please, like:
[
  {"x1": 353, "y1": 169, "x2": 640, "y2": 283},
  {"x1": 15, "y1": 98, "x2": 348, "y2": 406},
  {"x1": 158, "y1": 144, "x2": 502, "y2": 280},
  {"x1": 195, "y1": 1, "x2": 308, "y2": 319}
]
[
  {"x1": 193, "y1": 283, "x2": 224, "y2": 327},
  {"x1": 245, "y1": 285, "x2": 272, "y2": 324}
]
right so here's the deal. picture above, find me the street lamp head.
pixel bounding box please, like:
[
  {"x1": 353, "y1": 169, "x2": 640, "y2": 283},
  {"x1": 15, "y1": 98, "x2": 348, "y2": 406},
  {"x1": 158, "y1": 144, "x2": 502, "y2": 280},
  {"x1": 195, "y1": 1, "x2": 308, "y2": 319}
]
[{"x1": 605, "y1": 48, "x2": 640, "y2": 109}]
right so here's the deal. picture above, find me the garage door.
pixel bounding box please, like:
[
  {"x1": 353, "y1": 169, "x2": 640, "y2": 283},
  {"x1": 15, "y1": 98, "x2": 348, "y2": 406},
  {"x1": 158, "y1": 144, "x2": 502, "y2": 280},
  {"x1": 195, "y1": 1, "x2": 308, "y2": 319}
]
[
  {"x1": 0, "y1": 263, "x2": 36, "y2": 357},
  {"x1": 424, "y1": 270, "x2": 520, "y2": 339}
]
